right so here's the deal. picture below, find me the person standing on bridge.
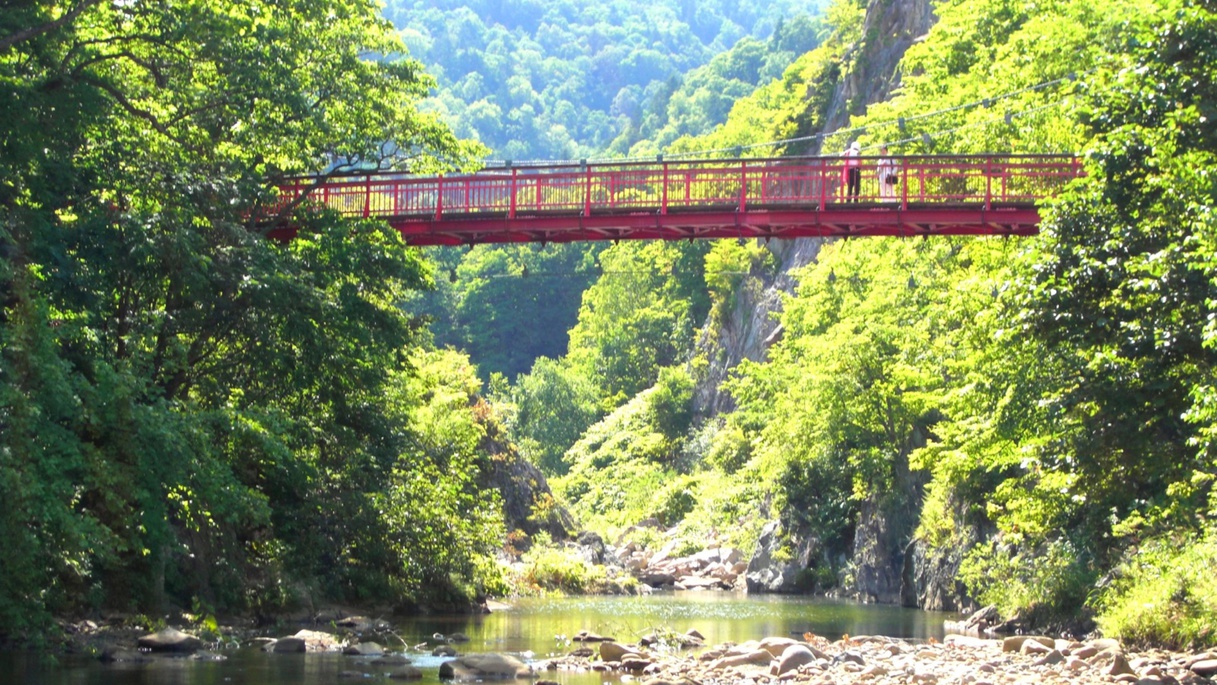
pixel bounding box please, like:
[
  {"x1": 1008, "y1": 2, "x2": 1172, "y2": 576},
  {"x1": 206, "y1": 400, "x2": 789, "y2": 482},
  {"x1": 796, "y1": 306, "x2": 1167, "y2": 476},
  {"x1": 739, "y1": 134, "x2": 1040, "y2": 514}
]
[
  {"x1": 877, "y1": 146, "x2": 898, "y2": 200},
  {"x1": 843, "y1": 140, "x2": 862, "y2": 202}
]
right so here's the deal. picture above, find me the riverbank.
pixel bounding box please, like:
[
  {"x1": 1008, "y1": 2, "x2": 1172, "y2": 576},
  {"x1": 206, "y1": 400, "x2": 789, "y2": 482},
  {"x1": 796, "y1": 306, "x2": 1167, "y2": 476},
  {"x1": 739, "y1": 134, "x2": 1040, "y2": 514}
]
[
  {"x1": 16, "y1": 592, "x2": 1216, "y2": 685},
  {"x1": 538, "y1": 633, "x2": 1217, "y2": 685}
]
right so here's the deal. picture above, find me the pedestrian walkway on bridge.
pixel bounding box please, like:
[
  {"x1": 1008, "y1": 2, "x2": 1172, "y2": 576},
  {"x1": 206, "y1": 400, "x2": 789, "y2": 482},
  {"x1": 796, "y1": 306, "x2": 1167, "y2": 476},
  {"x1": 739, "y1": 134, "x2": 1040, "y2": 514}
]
[{"x1": 265, "y1": 154, "x2": 1082, "y2": 245}]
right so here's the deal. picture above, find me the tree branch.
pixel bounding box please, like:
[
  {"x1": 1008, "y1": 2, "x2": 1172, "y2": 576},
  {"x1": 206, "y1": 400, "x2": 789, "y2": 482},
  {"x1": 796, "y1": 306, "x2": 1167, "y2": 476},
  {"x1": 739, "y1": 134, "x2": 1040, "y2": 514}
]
[{"x1": 0, "y1": 0, "x2": 107, "y2": 53}]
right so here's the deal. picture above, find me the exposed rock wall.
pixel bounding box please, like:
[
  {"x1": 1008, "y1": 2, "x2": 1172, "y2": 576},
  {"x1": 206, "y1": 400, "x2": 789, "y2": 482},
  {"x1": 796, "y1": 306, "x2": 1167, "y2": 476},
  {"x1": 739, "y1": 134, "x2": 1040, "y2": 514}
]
[
  {"x1": 703, "y1": 0, "x2": 950, "y2": 608},
  {"x1": 692, "y1": 237, "x2": 823, "y2": 418},
  {"x1": 821, "y1": 0, "x2": 937, "y2": 142},
  {"x1": 476, "y1": 401, "x2": 575, "y2": 542},
  {"x1": 844, "y1": 437, "x2": 927, "y2": 604}
]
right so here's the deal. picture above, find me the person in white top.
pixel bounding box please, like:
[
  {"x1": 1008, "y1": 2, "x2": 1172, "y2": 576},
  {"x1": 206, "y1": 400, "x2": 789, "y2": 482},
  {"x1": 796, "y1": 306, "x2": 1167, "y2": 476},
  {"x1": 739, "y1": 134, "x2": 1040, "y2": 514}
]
[
  {"x1": 843, "y1": 140, "x2": 861, "y2": 202},
  {"x1": 877, "y1": 145, "x2": 898, "y2": 200}
]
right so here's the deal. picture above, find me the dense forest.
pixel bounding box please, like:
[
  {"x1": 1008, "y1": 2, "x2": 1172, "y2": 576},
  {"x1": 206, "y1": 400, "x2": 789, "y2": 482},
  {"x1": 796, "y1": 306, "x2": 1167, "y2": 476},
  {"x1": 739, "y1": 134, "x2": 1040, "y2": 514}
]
[
  {"x1": 384, "y1": 0, "x2": 827, "y2": 160},
  {"x1": 3, "y1": 0, "x2": 1217, "y2": 656}
]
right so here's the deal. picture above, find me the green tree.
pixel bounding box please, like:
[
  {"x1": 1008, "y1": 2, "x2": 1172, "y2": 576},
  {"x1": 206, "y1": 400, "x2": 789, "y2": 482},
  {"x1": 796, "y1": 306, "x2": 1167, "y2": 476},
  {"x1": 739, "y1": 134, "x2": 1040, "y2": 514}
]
[
  {"x1": 509, "y1": 357, "x2": 603, "y2": 475},
  {"x1": 567, "y1": 240, "x2": 710, "y2": 406},
  {"x1": 0, "y1": 0, "x2": 496, "y2": 639}
]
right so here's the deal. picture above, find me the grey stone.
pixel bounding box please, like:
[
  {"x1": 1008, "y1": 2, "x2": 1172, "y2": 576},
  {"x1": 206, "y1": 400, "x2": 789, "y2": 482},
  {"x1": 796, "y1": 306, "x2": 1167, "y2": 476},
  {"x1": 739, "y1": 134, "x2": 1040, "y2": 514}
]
[
  {"x1": 1034, "y1": 650, "x2": 1065, "y2": 666},
  {"x1": 600, "y1": 641, "x2": 641, "y2": 662},
  {"x1": 389, "y1": 666, "x2": 424, "y2": 680},
  {"x1": 344, "y1": 642, "x2": 384, "y2": 656},
  {"x1": 710, "y1": 649, "x2": 774, "y2": 670},
  {"x1": 758, "y1": 636, "x2": 801, "y2": 658},
  {"x1": 272, "y1": 637, "x2": 307, "y2": 653},
  {"x1": 438, "y1": 654, "x2": 532, "y2": 680},
  {"x1": 1190, "y1": 659, "x2": 1217, "y2": 677},
  {"x1": 1002, "y1": 636, "x2": 1053, "y2": 653},
  {"x1": 776, "y1": 645, "x2": 818, "y2": 676},
  {"x1": 138, "y1": 627, "x2": 203, "y2": 653}
]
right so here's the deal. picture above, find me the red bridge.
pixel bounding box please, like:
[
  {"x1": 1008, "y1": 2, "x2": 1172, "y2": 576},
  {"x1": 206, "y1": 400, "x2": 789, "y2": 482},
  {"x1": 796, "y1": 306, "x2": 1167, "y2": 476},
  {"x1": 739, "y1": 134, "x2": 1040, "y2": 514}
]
[{"x1": 269, "y1": 154, "x2": 1081, "y2": 245}]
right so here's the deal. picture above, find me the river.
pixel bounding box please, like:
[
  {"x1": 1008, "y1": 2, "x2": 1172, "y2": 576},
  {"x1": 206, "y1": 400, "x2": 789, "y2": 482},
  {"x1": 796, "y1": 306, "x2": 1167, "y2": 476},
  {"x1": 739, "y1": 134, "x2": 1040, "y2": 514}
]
[{"x1": 0, "y1": 592, "x2": 959, "y2": 685}]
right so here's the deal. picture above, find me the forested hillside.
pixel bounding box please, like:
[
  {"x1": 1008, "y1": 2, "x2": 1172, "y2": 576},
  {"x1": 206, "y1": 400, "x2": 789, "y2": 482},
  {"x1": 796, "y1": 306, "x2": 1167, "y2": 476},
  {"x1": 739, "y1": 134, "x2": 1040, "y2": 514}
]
[
  {"x1": 0, "y1": 0, "x2": 553, "y2": 644},
  {"x1": 496, "y1": 0, "x2": 1217, "y2": 649},
  {"x1": 383, "y1": 0, "x2": 826, "y2": 160}
]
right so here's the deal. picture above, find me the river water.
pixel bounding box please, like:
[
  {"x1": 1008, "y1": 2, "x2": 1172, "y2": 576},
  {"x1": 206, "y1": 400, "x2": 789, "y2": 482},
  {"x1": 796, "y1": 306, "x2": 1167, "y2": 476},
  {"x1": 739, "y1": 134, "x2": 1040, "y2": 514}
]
[{"x1": 1, "y1": 592, "x2": 959, "y2": 685}]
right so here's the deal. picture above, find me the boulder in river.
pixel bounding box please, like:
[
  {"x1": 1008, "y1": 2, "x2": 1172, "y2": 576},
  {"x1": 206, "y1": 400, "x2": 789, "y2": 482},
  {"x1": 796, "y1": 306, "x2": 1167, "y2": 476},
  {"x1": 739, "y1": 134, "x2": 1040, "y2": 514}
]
[
  {"x1": 438, "y1": 653, "x2": 532, "y2": 680},
  {"x1": 344, "y1": 641, "x2": 384, "y2": 656},
  {"x1": 98, "y1": 647, "x2": 151, "y2": 663},
  {"x1": 337, "y1": 616, "x2": 388, "y2": 632},
  {"x1": 269, "y1": 637, "x2": 307, "y2": 653},
  {"x1": 137, "y1": 626, "x2": 203, "y2": 653},
  {"x1": 600, "y1": 641, "x2": 642, "y2": 662}
]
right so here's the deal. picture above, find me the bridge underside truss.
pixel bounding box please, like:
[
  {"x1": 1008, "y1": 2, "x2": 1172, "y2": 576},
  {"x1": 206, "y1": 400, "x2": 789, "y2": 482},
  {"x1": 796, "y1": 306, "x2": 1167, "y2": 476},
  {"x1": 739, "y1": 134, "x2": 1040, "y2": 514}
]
[{"x1": 381, "y1": 204, "x2": 1041, "y2": 246}]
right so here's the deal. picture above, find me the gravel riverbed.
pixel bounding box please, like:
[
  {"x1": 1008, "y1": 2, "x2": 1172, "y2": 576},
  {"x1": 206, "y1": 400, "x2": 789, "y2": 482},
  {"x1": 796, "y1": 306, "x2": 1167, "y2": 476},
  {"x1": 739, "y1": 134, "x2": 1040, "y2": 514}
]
[{"x1": 536, "y1": 633, "x2": 1217, "y2": 685}]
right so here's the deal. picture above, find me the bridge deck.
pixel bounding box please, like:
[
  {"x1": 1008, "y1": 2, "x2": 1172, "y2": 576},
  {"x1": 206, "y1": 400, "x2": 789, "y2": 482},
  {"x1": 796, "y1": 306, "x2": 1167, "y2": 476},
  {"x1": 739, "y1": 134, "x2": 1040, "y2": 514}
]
[{"x1": 268, "y1": 155, "x2": 1080, "y2": 245}]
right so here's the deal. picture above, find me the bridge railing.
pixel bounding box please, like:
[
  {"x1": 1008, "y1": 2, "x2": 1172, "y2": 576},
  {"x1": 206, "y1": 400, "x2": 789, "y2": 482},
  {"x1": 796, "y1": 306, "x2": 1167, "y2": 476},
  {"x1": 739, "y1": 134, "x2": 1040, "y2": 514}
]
[{"x1": 271, "y1": 155, "x2": 1081, "y2": 223}]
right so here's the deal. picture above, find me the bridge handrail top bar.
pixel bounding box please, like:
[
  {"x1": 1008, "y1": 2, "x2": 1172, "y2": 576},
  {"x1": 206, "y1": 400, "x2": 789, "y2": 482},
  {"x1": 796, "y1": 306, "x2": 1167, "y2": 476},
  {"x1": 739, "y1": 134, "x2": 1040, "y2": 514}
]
[{"x1": 279, "y1": 153, "x2": 1080, "y2": 183}]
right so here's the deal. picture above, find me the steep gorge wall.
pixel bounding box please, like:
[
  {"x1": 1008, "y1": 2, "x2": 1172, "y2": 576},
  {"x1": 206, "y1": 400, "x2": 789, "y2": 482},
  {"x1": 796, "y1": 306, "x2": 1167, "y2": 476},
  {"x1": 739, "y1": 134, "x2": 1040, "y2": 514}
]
[
  {"x1": 821, "y1": 0, "x2": 937, "y2": 138},
  {"x1": 695, "y1": 0, "x2": 956, "y2": 609}
]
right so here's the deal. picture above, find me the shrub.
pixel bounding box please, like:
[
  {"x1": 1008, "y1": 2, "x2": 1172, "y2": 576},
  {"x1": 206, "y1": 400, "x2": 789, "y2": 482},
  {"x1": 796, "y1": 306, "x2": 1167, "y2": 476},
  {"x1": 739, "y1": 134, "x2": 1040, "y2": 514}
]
[
  {"x1": 649, "y1": 475, "x2": 700, "y2": 526},
  {"x1": 516, "y1": 546, "x2": 606, "y2": 594},
  {"x1": 1096, "y1": 530, "x2": 1217, "y2": 650},
  {"x1": 959, "y1": 537, "x2": 1097, "y2": 626}
]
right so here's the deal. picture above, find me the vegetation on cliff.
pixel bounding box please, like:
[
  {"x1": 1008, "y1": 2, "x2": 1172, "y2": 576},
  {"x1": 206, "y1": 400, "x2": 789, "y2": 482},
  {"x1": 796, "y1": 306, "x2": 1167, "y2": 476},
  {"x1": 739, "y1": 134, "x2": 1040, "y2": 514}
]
[{"x1": 492, "y1": 0, "x2": 1217, "y2": 650}]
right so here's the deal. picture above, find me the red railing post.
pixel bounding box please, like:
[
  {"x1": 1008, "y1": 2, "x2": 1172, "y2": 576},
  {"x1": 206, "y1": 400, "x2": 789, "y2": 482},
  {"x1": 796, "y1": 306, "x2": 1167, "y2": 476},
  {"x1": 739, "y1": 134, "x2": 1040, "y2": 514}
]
[
  {"x1": 436, "y1": 174, "x2": 444, "y2": 220},
  {"x1": 583, "y1": 165, "x2": 592, "y2": 216},
  {"x1": 739, "y1": 161, "x2": 747, "y2": 212},
  {"x1": 661, "y1": 163, "x2": 669, "y2": 215},
  {"x1": 364, "y1": 174, "x2": 371, "y2": 218},
  {"x1": 818, "y1": 160, "x2": 827, "y2": 211},
  {"x1": 509, "y1": 168, "x2": 517, "y2": 219},
  {"x1": 900, "y1": 158, "x2": 908, "y2": 211},
  {"x1": 985, "y1": 158, "x2": 993, "y2": 211}
]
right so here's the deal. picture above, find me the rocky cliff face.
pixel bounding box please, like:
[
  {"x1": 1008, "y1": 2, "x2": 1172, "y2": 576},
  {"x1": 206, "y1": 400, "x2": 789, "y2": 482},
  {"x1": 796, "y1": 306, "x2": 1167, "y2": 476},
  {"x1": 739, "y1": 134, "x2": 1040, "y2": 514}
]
[
  {"x1": 692, "y1": 237, "x2": 823, "y2": 418},
  {"x1": 843, "y1": 437, "x2": 927, "y2": 604},
  {"x1": 820, "y1": 0, "x2": 937, "y2": 137},
  {"x1": 475, "y1": 401, "x2": 575, "y2": 543},
  {"x1": 699, "y1": 0, "x2": 947, "y2": 607}
]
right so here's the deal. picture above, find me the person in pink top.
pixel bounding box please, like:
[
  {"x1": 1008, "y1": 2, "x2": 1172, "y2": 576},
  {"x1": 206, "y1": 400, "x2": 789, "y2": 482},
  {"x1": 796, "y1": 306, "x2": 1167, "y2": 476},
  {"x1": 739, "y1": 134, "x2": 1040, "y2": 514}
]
[{"x1": 843, "y1": 140, "x2": 861, "y2": 202}]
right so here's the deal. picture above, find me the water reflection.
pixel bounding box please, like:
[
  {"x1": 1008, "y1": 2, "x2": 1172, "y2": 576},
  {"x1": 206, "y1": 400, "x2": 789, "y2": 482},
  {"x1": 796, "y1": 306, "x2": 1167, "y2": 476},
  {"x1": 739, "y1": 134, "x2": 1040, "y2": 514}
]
[{"x1": 1, "y1": 593, "x2": 959, "y2": 685}]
